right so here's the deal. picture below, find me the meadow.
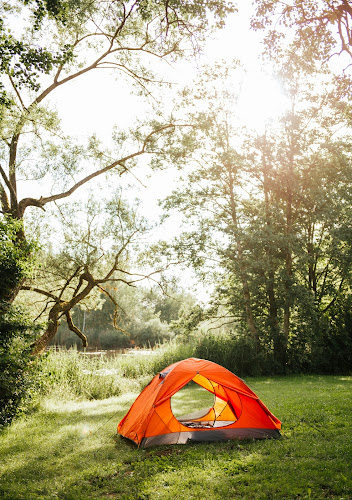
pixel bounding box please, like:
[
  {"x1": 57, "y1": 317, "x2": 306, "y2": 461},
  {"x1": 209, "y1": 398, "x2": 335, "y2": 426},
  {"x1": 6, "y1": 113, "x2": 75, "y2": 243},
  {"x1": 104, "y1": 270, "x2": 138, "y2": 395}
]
[{"x1": 0, "y1": 348, "x2": 351, "y2": 499}]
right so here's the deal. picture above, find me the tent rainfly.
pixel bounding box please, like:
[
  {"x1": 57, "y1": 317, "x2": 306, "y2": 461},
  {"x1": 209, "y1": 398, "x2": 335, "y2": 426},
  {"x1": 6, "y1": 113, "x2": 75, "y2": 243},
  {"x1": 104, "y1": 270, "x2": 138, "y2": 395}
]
[{"x1": 117, "y1": 358, "x2": 281, "y2": 448}]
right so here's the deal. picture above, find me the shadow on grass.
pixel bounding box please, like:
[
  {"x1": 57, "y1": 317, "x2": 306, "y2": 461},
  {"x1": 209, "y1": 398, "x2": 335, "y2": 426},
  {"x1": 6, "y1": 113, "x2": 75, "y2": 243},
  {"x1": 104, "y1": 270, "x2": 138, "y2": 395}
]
[
  {"x1": 0, "y1": 376, "x2": 351, "y2": 499},
  {"x1": 0, "y1": 395, "x2": 139, "y2": 499}
]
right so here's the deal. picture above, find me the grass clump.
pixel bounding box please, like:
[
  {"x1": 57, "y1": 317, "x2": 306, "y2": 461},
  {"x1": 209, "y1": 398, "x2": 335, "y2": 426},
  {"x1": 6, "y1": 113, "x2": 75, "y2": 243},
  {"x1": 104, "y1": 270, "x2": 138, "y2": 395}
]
[{"x1": 38, "y1": 348, "x2": 136, "y2": 400}]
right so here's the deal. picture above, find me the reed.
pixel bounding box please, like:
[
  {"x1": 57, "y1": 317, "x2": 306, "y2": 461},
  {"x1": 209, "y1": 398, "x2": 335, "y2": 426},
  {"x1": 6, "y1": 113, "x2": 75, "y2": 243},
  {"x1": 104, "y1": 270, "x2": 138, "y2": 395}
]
[{"x1": 38, "y1": 340, "x2": 194, "y2": 400}]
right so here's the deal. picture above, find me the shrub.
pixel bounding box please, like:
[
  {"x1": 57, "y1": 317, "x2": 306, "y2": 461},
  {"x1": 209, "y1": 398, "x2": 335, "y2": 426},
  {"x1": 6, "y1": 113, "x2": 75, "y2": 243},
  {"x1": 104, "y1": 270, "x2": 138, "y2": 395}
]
[
  {"x1": 0, "y1": 305, "x2": 41, "y2": 427},
  {"x1": 194, "y1": 332, "x2": 261, "y2": 377}
]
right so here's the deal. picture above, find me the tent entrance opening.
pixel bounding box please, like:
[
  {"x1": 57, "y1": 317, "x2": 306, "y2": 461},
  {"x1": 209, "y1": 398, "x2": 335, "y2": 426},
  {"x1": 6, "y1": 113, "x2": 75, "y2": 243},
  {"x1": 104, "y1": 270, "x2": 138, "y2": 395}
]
[{"x1": 171, "y1": 378, "x2": 237, "y2": 429}]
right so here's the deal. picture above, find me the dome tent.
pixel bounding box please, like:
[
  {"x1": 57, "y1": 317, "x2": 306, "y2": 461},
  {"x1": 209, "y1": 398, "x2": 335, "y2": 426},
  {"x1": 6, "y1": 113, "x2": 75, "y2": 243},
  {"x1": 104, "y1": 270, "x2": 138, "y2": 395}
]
[{"x1": 117, "y1": 358, "x2": 281, "y2": 448}]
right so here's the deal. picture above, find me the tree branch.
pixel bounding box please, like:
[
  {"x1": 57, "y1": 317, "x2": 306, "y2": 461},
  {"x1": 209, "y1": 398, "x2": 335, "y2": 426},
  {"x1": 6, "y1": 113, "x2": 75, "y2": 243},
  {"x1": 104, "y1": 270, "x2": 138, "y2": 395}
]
[
  {"x1": 0, "y1": 183, "x2": 10, "y2": 213},
  {"x1": 65, "y1": 310, "x2": 88, "y2": 347},
  {"x1": 0, "y1": 164, "x2": 17, "y2": 210},
  {"x1": 21, "y1": 285, "x2": 59, "y2": 302},
  {"x1": 17, "y1": 123, "x2": 176, "y2": 216}
]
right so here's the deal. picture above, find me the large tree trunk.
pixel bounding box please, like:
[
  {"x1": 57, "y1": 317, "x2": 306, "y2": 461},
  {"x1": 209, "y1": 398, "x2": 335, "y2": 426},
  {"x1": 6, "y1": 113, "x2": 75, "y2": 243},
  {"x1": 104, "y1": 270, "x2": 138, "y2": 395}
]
[
  {"x1": 261, "y1": 149, "x2": 281, "y2": 362},
  {"x1": 227, "y1": 169, "x2": 259, "y2": 350},
  {"x1": 280, "y1": 158, "x2": 294, "y2": 373},
  {"x1": 307, "y1": 222, "x2": 317, "y2": 297},
  {"x1": 32, "y1": 304, "x2": 61, "y2": 355},
  {"x1": 32, "y1": 303, "x2": 88, "y2": 355},
  {"x1": 29, "y1": 277, "x2": 94, "y2": 355}
]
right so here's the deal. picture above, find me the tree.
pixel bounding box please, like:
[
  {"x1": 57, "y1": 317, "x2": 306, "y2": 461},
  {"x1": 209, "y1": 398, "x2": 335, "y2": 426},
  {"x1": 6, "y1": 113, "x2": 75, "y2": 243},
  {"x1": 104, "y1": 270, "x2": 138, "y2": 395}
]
[
  {"x1": 243, "y1": 64, "x2": 352, "y2": 371},
  {"x1": 1, "y1": 0, "x2": 234, "y2": 222},
  {"x1": 143, "y1": 285, "x2": 196, "y2": 324},
  {"x1": 0, "y1": 0, "x2": 234, "y2": 348},
  {"x1": 0, "y1": 0, "x2": 234, "y2": 254},
  {"x1": 162, "y1": 62, "x2": 261, "y2": 348},
  {"x1": 252, "y1": 0, "x2": 352, "y2": 65},
  {"x1": 20, "y1": 191, "x2": 175, "y2": 353},
  {"x1": 162, "y1": 61, "x2": 352, "y2": 373},
  {"x1": 51, "y1": 280, "x2": 197, "y2": 349}
]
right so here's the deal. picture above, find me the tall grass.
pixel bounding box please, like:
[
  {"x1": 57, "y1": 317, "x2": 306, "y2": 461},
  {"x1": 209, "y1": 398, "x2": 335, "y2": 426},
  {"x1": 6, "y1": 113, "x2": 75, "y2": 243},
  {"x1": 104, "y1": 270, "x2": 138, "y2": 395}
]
[
  {"x1": 117, "y1": 341, "x2": 194, "y2": 379},
  {"x1": 38, "y1": 340, "x2": 194, "y2": 400},
  {"x1": 194, "y1": 332, "x2": 261, "y2": 376}
]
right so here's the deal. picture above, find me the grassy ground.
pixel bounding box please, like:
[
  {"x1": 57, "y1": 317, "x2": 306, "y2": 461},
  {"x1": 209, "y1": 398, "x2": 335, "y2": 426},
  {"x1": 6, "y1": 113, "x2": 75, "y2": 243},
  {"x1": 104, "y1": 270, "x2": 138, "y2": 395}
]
[{"x1": 0, "y1": 374, "x2": 351, "y2": 499}]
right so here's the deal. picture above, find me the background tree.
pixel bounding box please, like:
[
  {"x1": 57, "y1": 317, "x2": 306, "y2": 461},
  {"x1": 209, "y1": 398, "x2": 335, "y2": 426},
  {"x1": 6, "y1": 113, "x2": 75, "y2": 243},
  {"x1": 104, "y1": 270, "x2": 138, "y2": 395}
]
[
  {"x1": 20, "y1": 191, "x2": 178, "y2": 353},
  {"x1": 252, "y1": 0, "x2": 352, "y2": 65},
  {"x1": 162, "y1": 63, "x2": 261, "y2": 345},
  {"x1": 54, "y1": 284, "x2": 196, "y2": 349},
  {"x1": 0, "y1": 0, "x2": 234, "y2": 350},
  {"x1": 0, "y1": 0, "x2": 234, "y2": 291},
  {"x1": 162, "y1": 61, "x2": 352, "y2": 373}
]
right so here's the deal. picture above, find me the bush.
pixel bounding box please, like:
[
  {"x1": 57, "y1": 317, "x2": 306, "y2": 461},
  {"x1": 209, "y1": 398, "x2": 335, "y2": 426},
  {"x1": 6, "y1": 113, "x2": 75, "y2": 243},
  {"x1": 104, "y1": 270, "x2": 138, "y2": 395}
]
[
  {"x1": 0, "y1": 216, "x2": 41, "y2": 427},
  {"x1": 194, "y1": 332, "x2": 261, "y2": 377},
  {"x1": 0, "y1": 216, "x2": 35, "y2": 306},
  {"x1": 129, "y1": 317, "x2": 174, "y2": 347},
  {"x1": 0, "y1": 305, "x2": 41, "y2": 427}
]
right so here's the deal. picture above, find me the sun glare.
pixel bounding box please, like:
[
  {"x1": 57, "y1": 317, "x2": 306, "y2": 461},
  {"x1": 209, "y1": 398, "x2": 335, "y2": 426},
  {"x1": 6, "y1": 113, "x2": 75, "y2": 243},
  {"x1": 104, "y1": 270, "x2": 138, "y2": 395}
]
[{"x1": 237, "y1": 71, "x2": 288, "y2": 133}]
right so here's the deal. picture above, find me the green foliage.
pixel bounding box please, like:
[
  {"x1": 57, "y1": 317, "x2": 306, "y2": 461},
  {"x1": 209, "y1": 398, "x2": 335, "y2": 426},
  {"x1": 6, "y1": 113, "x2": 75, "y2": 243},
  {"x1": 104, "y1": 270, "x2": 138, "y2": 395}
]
[
  {"x1": 252, "y1": 0, "x2": 352, "y2": 67},
  {"x1": 0, "y1": 2, "x2": 73, "y2": 108},
  {"x1": 27, "y1": 0, "x2": 73, "y2": 27},
  {"x1": 0, "y1": 216, "x2": 35, "y2": 305},
  {"x1": 38, "y1": 340, "x2": 194, "y2": 399},
  {"x1": 0, "y1": 305, "x2": 41, "y2": 427},
  {"x1": 163, "y1": 61, "x2": 352, "y2": 375},
  {"x1": 194, "y1": 332, "x2": 263, "y2": 377},
  {"x1": 0, "y1": 216, "x2": 41, "y2": 427},
  {"x1": 171, "y1": 304, "x2": 206, "y2": 341},
  {"x1": 53, "y1": 285, "x2": 196, "y2": 349},
  {"x1": 136, "y1": 0, "x2": 235, "y2": 29},
  {"x1": 194, "y1": 323, "x2": 352, "y2": 377},
  {"x1": 311, "y1": 295, "x2": 352, "y2": 375},
  {"x1": 143, "y1": 287, "x2": 196, "y2": 324},
  {"x1": 0, "y1": 375, "x2": 351, "y2": 499}
]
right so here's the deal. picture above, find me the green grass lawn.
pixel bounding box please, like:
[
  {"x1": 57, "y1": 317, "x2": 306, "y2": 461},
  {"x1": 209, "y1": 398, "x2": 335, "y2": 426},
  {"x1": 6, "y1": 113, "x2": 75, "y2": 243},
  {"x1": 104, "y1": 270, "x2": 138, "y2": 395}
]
[{"x1": 0, "y1": 375, "x2": 351, "y2": 499}]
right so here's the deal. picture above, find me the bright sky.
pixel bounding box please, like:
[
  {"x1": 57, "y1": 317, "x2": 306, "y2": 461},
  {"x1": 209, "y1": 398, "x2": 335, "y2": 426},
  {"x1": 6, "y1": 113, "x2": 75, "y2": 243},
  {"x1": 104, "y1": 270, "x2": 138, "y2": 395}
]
[
  {"x1": 50, "y1": 1, "x2": 287, "y2": 139},
  {"x1": 26, "y1": 1, "x2": 288, "y2": 301}
]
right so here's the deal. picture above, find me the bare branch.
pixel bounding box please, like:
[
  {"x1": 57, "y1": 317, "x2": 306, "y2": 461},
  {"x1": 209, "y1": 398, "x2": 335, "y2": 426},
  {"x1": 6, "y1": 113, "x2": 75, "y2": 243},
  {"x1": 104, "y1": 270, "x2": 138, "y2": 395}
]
[
  {"x1": 8, "y1": 75, "x2": 27, "y2": 111},
  {"x1": 0, "y1": 164, "x2": 17, "y2": 209},
  {"x1": 65, "y1": 310, "x2": 88, "y2": 347},
  {"x1": 17, "y1": 123, "x2": 177, "y2": 216},
  {"x1": 21, "y1": 285, "x2": 59, "y2": 302},
  {"x1": 97, "y1": 284, "x2": 128, "y2": 328},
  {"x1": 59, "y1": 266, "x2": 83, "y2": 300}
]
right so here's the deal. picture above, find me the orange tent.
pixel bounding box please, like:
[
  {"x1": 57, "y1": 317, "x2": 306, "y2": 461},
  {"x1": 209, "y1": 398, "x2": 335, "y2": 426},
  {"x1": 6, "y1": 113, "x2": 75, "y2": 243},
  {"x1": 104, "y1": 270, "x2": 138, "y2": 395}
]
[{"x1": 117, "y1": 358, "x2": 281, "y2": 448}]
